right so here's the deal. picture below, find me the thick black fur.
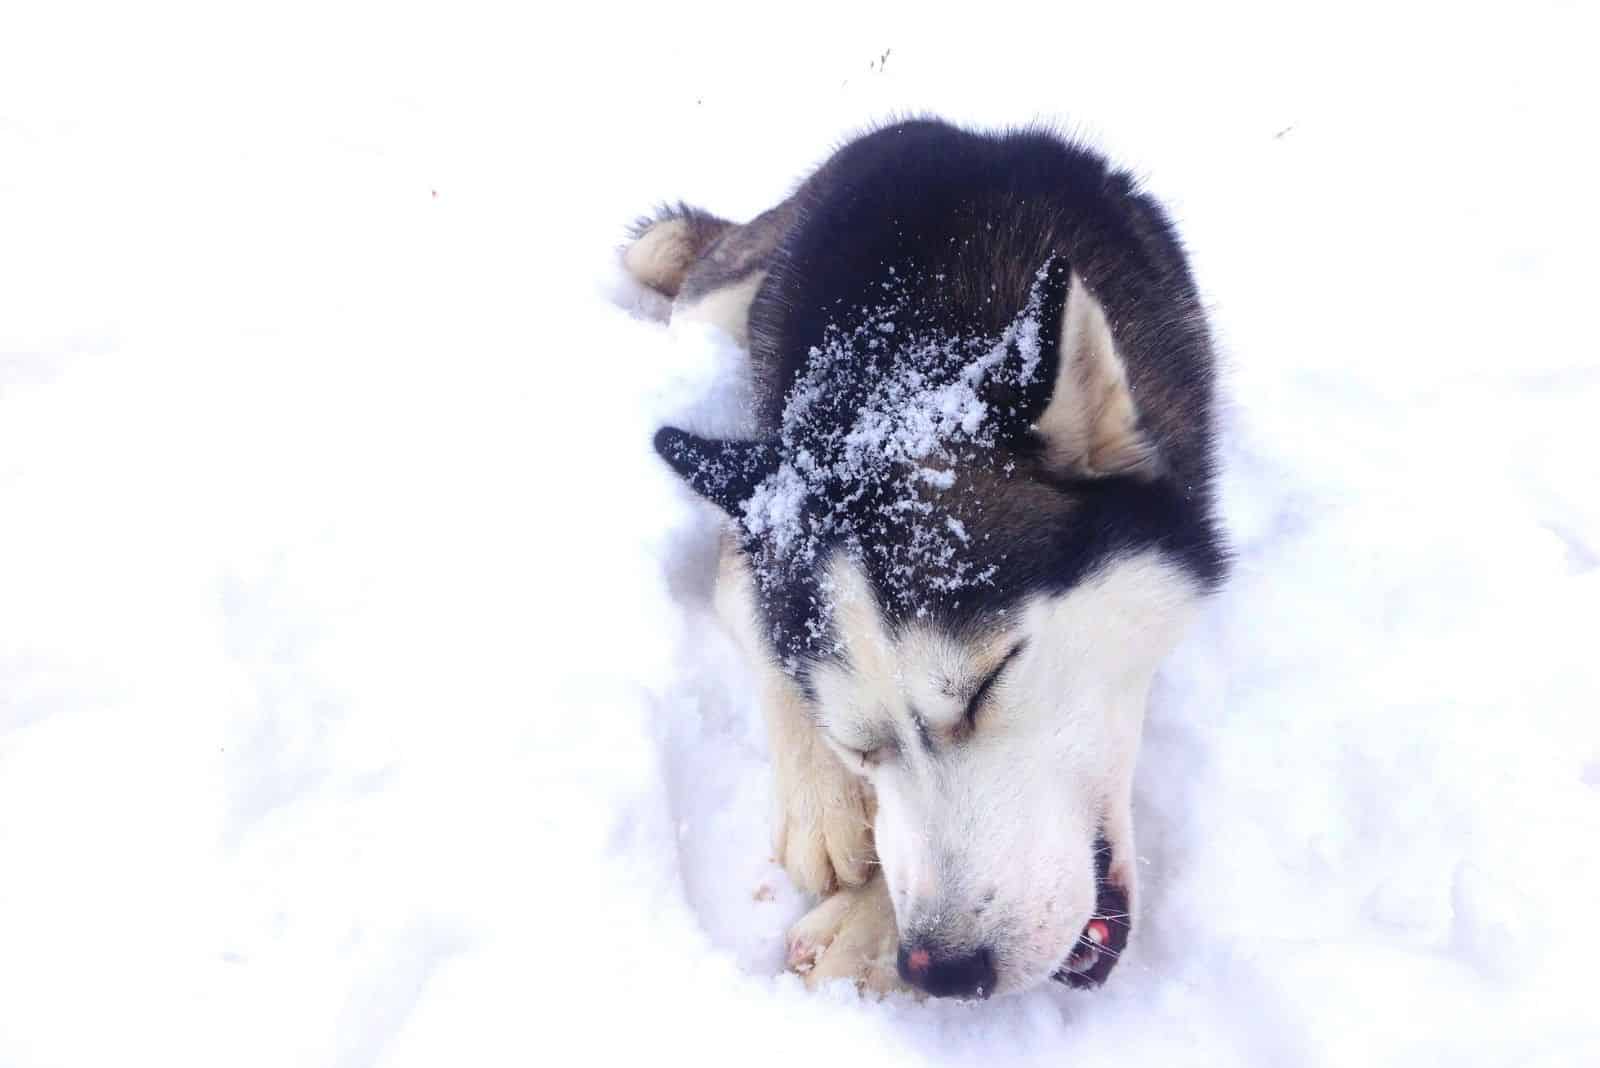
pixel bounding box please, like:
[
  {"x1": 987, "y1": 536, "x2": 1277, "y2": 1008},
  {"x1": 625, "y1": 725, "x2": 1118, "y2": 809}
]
[{"x1": 655, "y1": 119, "x2": 1227, "y2": 672}]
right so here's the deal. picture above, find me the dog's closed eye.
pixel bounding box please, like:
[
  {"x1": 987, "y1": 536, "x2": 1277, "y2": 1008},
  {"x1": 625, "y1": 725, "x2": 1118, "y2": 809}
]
[
  {"x1": 963, "y1": 641, "x2": 1027, "y2": 729},
  {"x1": 846, "y1": 741, "x2": 895, "y2": 769}
]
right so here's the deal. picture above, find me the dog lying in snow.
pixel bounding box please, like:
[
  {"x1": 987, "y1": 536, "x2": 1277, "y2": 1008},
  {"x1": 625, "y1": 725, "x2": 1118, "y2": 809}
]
[{"x1": 631, "y1": 119, "x2": 1226, "y2": 999}]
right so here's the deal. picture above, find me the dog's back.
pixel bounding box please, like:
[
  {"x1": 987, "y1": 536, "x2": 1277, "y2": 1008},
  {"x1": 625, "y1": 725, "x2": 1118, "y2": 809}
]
[{"x1": 748, "y1": 120, "x2": 1216, "y2": 488}]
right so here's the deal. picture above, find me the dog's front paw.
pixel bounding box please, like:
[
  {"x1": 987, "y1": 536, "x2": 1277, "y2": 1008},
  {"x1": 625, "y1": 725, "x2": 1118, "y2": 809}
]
[
  {"x1": 772, "y1": 737, "x2": 874, "y2": 896},
  {"x1": 787, "y1": 874, "x2": 906, "y2": 995}
]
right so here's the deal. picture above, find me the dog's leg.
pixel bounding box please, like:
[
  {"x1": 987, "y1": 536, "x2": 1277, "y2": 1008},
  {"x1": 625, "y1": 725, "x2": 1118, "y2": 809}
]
[
  {"x1": 622, "y1": 204, "x2": 732, "y2": 299},
  {"x1": 714, "y1": 534, "x2": 875, "y2": 896},
  {"x1": 670, "y1": 270, "x2": 767, "y2": 346},
  {"x1": 638, "y1": 199, "x2": 869, "y2": 892},
  {"x1": 787, "y1": 873, "x2": 907, "y2": 995},
  {"x1": 625, "y1": 200, "x2": 797, "y2": 346},
  {"x1": 760, "y1": 661, "x2": 876, "y2": 895}
]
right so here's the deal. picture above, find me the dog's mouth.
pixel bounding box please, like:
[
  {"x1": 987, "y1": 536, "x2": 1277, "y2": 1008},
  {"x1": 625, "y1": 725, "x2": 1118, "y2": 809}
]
[{"x1": 1053, "y1": 835, "x2": 1130, "y2": 989}]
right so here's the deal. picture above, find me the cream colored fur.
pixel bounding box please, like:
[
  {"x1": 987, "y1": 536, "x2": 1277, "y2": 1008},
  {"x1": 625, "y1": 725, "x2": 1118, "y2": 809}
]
[
  {"x1": 622, "y1": 219, "x2": 699, "y2": 296},
  {"x1": 1036, "y1": 273, "x2": 1160, "y2": 477},
  {"x1": 673, "y1": 271, "x2": 766, "y2": 346},
  {"x1": 786, "y1": 873, "x2": 902, "y2": 994},
  {"x1": 714, "y1": 535, "x2": 874, "y2": 897}
]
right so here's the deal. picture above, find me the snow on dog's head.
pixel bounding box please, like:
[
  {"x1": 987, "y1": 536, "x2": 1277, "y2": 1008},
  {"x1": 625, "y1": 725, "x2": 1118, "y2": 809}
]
[
  {"x1": 655, "y1": 260, "x2": 1224, "y2": 996},
  {"x1": 657, "y1": 261, "x2": 1064, "y2": 654}
]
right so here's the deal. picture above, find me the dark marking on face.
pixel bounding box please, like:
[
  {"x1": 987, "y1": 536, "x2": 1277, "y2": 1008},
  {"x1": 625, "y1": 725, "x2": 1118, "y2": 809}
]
[{"x1": 909, "y1": 704, "x2": 934, "y2": 753}]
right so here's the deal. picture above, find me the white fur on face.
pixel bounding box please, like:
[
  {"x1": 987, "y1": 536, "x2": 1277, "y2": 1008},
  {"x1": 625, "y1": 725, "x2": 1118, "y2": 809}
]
[{"x1": 808, "y1": 551, "x2": 1199, "y2": 993}]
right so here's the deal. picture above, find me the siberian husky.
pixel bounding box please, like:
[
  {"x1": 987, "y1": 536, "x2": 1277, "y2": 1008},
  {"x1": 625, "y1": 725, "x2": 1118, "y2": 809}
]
[{"x1": 630, "y1": 119, "x2": 1226, "y2": 999}]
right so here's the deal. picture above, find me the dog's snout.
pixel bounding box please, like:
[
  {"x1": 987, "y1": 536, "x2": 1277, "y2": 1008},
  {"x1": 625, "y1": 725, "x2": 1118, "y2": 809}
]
[{"x1": 896, "y1": 941, "x2": 996, "y2": 1000}]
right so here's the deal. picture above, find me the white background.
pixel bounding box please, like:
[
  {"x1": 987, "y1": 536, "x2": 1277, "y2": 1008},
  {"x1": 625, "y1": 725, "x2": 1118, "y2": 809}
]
[{"x1": 2, "y1": 3, "x2": 1597, "y2": 1064}]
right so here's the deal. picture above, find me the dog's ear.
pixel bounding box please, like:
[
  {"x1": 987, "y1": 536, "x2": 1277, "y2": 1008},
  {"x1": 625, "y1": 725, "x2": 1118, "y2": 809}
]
[
  {"x1": 653, "y1": 427, "x2": 781, "y2": 515},
  {"x1": 1032, "y1": 273, "x2": 1162, "y2": 479}
]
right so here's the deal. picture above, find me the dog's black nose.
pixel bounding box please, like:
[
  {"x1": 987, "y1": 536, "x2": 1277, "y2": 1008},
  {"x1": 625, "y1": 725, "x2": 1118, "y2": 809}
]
[{"x1": 897, "y1": 942, "x2": 996, "y2": 999}]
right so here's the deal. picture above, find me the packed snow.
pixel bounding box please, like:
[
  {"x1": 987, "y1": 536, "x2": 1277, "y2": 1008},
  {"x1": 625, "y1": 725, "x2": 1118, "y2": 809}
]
[{"x1": 3, "y1": 3, "x2": 1598, "y2": 1066}]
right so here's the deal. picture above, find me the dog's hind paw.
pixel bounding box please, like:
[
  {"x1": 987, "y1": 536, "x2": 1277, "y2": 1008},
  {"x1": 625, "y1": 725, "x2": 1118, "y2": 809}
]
[{"x1": 786, "y1": 874, "x2": 906, "y2": 996}]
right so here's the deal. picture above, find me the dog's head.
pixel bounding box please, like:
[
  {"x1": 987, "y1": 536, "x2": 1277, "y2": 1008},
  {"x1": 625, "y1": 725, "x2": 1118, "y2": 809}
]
[{"x1": 657, "y1": 264, "x2": 1223, "y2": 996}]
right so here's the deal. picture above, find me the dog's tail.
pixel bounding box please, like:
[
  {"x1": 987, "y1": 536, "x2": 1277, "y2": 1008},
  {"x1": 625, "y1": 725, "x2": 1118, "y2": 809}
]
[{"x1": 623, "y1": 202, "x2": 732, "y2": 298}]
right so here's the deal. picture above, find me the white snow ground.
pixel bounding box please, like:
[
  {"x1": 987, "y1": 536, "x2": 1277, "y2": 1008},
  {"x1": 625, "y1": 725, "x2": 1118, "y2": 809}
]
[{"x1": 3, "y1": 3, "x2": 1599, "y2": 1065}]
